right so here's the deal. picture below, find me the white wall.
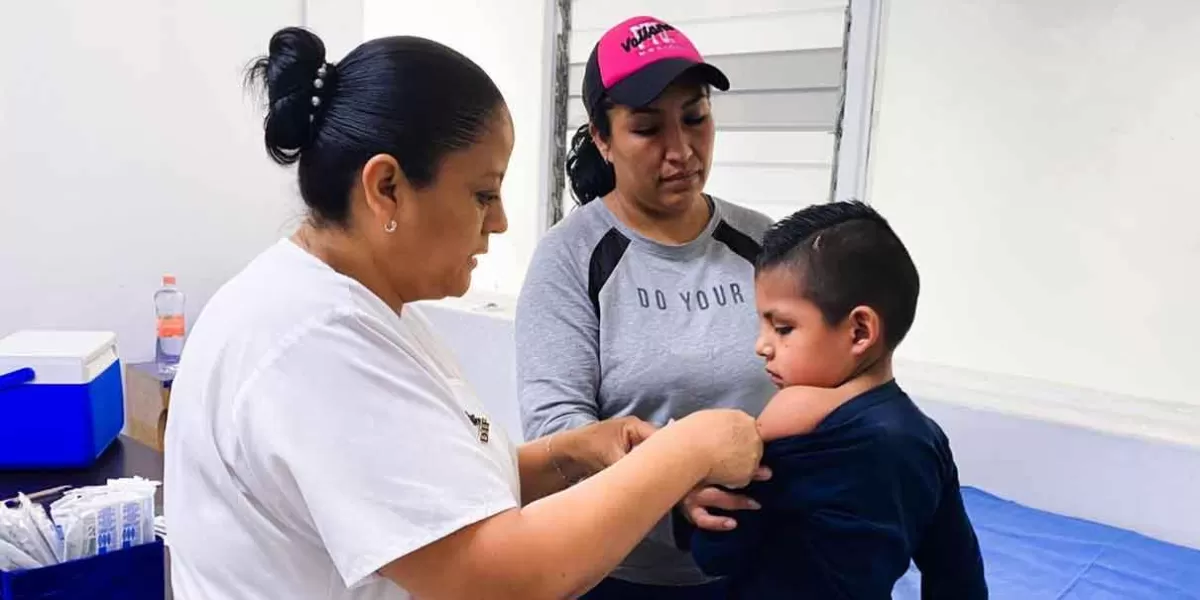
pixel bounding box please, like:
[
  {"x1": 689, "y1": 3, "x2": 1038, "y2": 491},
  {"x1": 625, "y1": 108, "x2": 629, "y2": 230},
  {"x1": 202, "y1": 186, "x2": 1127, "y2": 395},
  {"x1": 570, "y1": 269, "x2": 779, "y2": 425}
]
[
  {"x1": 0, "y1": 0, "x2": 306, "y2": 362},
  {"x1": 362, "y1": 0, "x2": 555, "y2": 297},
  {"x1": 304, "y1": 0, "x2": 365, "y2": 60},
  {"x1": 868, "y1": 0, "x2": 1200, "y2": 412},
  {"x1": 0, "y1": 0, "x2": 555, "y2": 360}
]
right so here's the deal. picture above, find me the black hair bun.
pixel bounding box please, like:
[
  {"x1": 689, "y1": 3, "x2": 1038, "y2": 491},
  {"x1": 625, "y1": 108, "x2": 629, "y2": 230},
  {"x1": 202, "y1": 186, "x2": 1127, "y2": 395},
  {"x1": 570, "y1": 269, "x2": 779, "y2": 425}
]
[{"x1": 247, "y1": 27, "x2": 333, "y2": 165}]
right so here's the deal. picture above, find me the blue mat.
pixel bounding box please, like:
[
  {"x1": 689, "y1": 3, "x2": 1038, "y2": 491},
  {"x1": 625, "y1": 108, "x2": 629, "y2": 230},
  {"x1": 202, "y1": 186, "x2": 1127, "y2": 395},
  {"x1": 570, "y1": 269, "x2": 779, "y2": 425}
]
[{"x1": 893, "y1": 487, "x2": 1200, "y2": 599}]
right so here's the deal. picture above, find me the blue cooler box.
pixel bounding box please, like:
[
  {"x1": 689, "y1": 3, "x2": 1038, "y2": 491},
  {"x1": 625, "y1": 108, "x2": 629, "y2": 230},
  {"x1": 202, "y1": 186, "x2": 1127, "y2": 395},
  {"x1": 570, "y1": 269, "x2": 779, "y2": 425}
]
[{"x1": 0, "y1": 330, "x2": 125, "y2": 469}]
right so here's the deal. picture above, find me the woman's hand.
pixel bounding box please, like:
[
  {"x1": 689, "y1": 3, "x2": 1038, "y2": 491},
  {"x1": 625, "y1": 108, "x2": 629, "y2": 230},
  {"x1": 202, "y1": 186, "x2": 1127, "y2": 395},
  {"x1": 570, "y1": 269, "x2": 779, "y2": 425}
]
[
  {"x1": 673, "y1": 409, "x2": 763, "y2": 489},
  {"x1": 552, "y1": 416, "x2": 658, "y2": 481},
  {"x1": 681, "y1": 473, "x2": 771, "y2": 532},
  {"x1": 555, "y1": 411, "x2": 765, "y2": 529}
]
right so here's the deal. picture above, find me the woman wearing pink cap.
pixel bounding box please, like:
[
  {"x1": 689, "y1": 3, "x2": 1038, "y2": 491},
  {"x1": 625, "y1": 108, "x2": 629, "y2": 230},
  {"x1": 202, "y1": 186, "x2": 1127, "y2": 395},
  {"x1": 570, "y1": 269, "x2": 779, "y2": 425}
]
[{"x1": 517, "y1": 16, "x2": 778, "y2": 599}]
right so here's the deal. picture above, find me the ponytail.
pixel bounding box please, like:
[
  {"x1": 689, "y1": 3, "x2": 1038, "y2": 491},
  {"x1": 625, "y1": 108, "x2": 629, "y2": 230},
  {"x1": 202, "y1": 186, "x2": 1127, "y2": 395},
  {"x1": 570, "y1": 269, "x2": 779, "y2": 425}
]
[{"x1": 565, "y1": 121, "x2": 615, "y2": 205}]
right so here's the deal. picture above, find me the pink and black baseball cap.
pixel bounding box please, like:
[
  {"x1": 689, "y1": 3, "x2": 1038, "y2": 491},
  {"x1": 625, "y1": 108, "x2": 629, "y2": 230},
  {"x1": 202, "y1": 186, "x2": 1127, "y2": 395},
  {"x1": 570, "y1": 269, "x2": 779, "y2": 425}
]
[{"x1": 582, "y1": 16, "x2": 730, "y2": 120}]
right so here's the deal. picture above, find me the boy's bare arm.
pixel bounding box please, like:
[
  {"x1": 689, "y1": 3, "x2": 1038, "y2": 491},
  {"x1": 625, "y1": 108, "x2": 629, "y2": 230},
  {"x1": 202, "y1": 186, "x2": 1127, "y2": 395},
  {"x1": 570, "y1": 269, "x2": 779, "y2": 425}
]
[{"x1": 757, "y1": 386, "x2": 855, "y2": 442}]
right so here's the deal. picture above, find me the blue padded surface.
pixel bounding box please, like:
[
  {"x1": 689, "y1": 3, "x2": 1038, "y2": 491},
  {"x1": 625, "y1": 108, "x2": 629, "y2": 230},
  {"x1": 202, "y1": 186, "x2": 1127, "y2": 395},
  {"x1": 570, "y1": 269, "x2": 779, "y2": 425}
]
[{"x1": 894, "y1": 487, "x2": 1200, "y2": 599}]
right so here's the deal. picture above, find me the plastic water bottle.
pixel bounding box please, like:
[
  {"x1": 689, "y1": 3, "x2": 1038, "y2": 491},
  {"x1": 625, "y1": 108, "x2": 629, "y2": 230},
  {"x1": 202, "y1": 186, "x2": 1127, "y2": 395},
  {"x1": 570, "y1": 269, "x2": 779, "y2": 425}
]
[{"x1": 154, "y1": 274, "x2": 186, "y2": 375}]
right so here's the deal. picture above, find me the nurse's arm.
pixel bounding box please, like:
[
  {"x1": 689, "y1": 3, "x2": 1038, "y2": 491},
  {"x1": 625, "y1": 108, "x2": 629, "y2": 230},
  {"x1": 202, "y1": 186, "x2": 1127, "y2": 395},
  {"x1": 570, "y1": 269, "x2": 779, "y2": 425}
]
[
  {"x1": 516, "y1": 415, "x2": 655, "y2": 504},
  {"x1": 378, "y1": 415, "x2": 740, "y2": 600}
]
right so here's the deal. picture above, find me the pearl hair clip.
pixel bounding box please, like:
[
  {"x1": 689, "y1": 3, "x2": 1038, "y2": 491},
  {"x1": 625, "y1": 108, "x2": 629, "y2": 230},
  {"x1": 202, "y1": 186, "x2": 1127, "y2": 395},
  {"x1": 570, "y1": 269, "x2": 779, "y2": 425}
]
[{"x1": 309, "y1": 63, "x2": 330, "y2": 122}]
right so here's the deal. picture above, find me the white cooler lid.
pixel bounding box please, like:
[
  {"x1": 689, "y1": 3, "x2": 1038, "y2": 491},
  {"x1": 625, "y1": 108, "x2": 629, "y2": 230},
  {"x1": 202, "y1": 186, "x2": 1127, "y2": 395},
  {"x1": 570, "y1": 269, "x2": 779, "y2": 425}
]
[{"x1": 0, "y1": 330, "x2": 119, "y2": 385}]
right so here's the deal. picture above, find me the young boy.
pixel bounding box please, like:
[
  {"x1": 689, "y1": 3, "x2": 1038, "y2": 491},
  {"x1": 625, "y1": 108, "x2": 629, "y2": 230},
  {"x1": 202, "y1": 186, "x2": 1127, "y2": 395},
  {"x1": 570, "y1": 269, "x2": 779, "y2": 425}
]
[{"x1": 681, "y1": 201, "x2": 988, "y2": 598}]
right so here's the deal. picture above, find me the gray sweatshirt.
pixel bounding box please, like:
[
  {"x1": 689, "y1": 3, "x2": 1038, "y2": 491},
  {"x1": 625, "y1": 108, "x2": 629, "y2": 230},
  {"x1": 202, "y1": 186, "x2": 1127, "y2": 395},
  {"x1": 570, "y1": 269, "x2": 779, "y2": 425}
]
[{"x1": 515, "y1": 196, "x2": 777, "y2": 586}]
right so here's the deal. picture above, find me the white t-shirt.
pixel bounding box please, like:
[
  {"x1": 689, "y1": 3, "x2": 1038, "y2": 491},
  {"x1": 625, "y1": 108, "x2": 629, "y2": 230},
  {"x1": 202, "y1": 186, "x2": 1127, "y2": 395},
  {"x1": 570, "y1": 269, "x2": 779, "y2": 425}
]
[{"x1": 163, "y1": 239, "x2": 521, "y2": 600}]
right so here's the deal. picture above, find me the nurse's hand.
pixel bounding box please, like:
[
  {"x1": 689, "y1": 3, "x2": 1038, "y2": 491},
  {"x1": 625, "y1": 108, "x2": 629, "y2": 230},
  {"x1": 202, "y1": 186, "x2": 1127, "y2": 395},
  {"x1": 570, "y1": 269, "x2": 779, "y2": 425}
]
[
  {"x1": 557, "y1": 416, "x2": 658, "y2": 480},
  {"x1": 675, "y1": 409, "x2": 764, "y2": 489}
]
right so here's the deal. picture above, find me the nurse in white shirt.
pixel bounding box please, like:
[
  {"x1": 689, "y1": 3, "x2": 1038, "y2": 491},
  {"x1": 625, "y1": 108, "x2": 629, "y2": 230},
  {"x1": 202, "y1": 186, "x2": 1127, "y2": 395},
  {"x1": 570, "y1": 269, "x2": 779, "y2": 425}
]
[{"x1": 163, "y1": 27, "x2": 764, "y2": 600}]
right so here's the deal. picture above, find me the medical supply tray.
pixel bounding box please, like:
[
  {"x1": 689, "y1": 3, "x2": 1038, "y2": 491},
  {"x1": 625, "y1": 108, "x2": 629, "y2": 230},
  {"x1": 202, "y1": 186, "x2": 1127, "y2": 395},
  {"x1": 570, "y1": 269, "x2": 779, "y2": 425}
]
[{"x1": 0, "y1": 537, "x2": 165, "y2": 599}]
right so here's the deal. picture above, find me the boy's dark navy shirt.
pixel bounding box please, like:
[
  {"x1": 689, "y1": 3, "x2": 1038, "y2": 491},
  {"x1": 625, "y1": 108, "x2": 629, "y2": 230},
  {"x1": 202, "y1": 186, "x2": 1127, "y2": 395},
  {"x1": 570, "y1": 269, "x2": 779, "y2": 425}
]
[{"x1": 678, "y1": 381, "x2": 988, "y2": 599}]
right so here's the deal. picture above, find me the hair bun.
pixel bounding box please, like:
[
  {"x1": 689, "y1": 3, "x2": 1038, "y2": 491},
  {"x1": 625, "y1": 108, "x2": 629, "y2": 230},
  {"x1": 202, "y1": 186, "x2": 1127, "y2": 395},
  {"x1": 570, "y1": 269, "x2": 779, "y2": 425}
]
[{"x1": 246, "y1": 27, "x2": 333, "y2": 164}]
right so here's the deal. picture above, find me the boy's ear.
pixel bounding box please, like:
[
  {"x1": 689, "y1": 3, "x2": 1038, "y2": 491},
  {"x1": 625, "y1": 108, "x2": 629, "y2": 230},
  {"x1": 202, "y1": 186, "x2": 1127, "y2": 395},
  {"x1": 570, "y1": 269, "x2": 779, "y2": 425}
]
[{"x1": 847, "y1": 305, "x2": 883, "y2": 356}]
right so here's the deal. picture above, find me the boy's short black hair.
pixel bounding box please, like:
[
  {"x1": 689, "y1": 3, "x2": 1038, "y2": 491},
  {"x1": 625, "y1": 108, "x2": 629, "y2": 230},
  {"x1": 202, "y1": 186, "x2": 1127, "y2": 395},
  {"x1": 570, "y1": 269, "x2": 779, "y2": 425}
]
[{"x1": 756, "y1": 200, "x2": 920, "y2": 349}]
